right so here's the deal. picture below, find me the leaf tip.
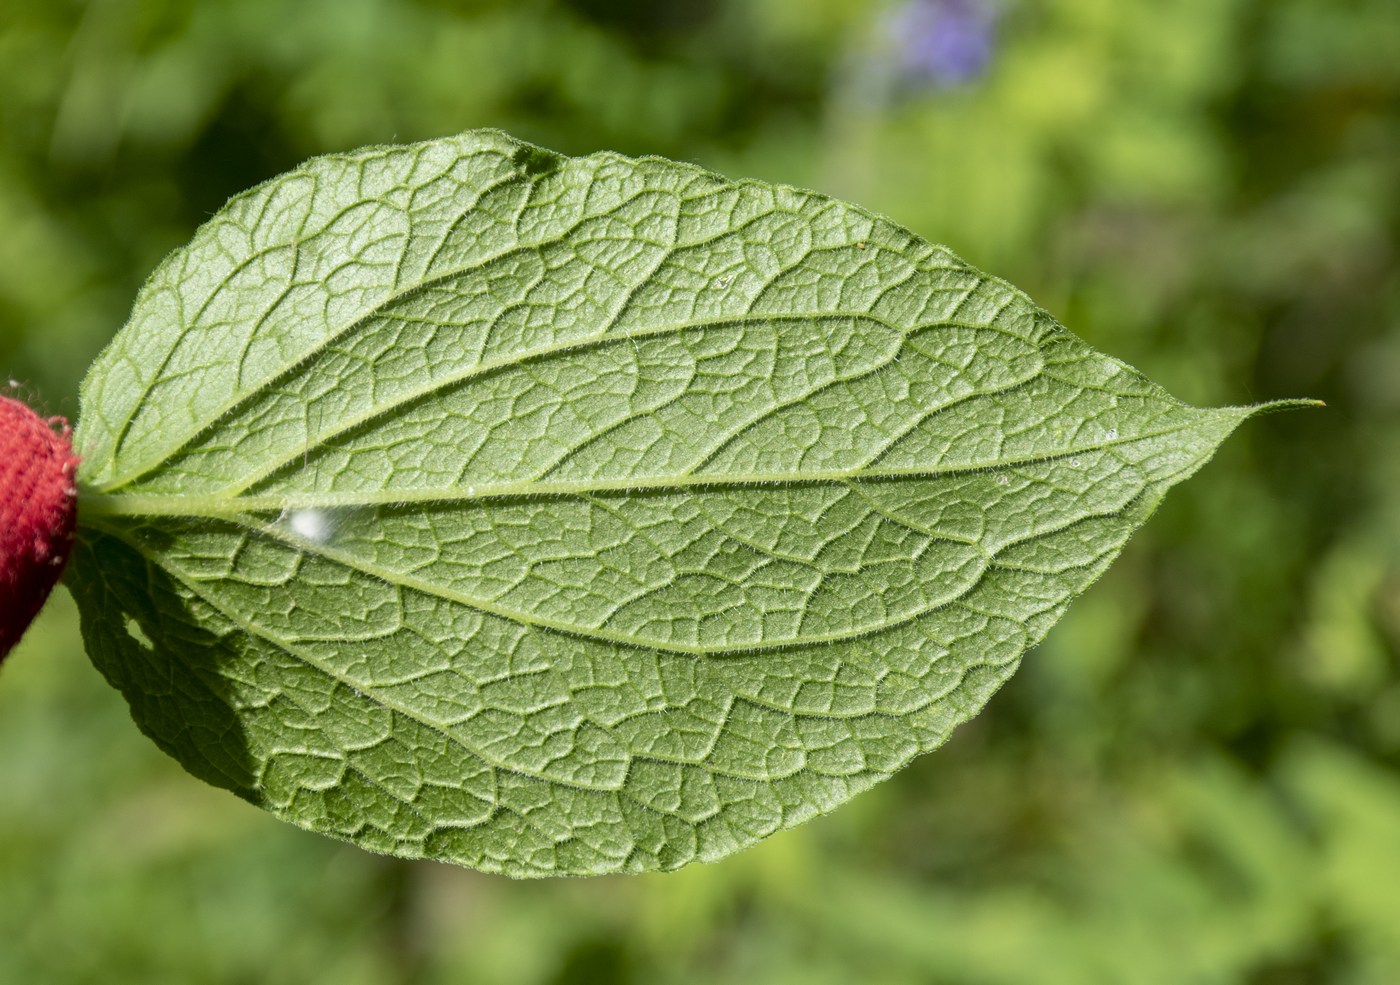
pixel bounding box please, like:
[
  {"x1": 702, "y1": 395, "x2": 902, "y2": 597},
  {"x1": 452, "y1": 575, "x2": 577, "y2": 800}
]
[{"x1": 1244, "y1": 397, "x2": 1327, "y2": 417}]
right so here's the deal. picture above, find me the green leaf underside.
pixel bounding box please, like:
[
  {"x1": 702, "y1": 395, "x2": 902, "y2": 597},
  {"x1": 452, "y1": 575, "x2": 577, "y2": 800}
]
[{"x1": 69, "y1": 130, "x2": 1281, "y2": 877}]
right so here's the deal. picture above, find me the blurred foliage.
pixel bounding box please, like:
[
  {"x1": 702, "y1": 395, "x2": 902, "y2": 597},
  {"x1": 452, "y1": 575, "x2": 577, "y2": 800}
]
[{"x1": 2, "y1": 0, "x2": 1397, "y2": 982}]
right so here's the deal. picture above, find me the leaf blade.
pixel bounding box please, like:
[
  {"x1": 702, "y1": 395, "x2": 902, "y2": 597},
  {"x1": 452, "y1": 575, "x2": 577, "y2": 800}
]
[{"x1": 72, "y1": 130, "x2": 1280, "y2": 875}]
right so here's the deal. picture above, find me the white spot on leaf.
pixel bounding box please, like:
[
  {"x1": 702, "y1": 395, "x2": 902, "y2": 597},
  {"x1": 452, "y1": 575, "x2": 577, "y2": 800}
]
[{"x1": 289, "y1": 509, "x2": 331, "y2": 542}]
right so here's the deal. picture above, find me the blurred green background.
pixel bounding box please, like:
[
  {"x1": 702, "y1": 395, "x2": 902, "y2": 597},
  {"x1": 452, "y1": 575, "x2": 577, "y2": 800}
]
[{"x1": 2, "y1": 0, "x2": 1398, "y2": 982}]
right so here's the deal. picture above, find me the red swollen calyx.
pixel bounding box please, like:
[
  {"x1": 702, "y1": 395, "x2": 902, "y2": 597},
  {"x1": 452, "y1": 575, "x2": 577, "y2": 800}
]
[{"x1": 0, "y1": 395, "x2": 79, "y2": 662}]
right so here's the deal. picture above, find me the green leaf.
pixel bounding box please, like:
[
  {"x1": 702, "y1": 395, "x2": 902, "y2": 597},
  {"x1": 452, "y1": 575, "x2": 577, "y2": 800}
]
[{"x1": 68, "y1": 130, "x2": 1308, "y2": 876}]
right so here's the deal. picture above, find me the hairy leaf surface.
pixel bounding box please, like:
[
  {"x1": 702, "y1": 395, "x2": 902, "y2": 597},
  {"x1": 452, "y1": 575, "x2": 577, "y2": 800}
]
[{"x1": 69, "y1": 130, "x2": 1298, "y2": 876}]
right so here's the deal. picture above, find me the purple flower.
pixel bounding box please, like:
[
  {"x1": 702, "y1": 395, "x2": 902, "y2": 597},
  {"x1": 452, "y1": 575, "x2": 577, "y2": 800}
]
[{"x1": 888, "y1": 0, "x2": 999, "y2": 87}]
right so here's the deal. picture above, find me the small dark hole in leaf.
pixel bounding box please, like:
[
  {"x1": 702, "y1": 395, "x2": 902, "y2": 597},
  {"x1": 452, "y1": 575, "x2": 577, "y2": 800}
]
[
  {"x1": 123, "y1": 616, "x2": 154, "y2": 651},
  {"x1": 515, "y1": 144, "x2": 563, "y2": 178}
]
